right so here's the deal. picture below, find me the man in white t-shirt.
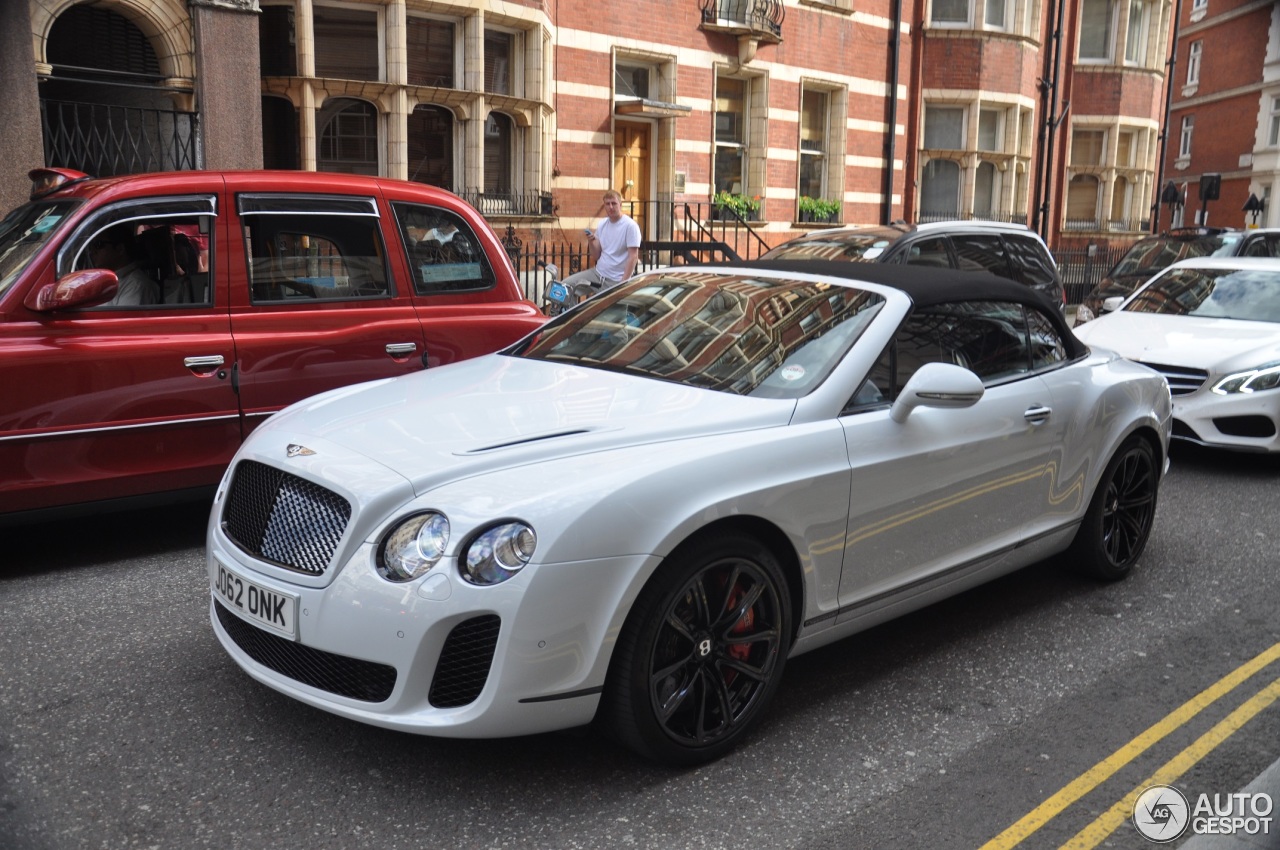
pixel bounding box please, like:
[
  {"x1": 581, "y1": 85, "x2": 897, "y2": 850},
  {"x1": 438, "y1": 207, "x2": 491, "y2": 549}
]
[{"x1": 562, "y1": 190, "x2": 641, "y2": 293}]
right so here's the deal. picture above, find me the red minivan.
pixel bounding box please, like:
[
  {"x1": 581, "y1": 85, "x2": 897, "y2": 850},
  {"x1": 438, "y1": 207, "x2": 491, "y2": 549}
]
[{"x1": 0, "y1": 169, "x2": 545, "y2": 522}]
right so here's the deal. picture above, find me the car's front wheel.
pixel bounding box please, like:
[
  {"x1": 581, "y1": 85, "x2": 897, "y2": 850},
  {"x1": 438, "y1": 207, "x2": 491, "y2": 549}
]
[
  {"x1": 1068, "y1": 435, "x2": 1159, "y2": 581},
  {"x1": 601, "y1": 532, "x2": 792, "y2": 765}
]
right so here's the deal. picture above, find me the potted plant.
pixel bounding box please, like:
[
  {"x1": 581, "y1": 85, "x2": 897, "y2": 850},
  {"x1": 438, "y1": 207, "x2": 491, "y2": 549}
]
[
  {"x1": 798, "y1": 196, "x2": 840, "y2": 224},
  {"x1": 712, "y1": 191, "x2": 762, "y2": 221}
]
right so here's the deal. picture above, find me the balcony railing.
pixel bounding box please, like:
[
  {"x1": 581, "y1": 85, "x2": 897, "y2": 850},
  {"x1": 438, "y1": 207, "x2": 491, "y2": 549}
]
[
  {"x1": 699, "y1": 0, "x2": 785, "y2": 40},
  {"x1": 40, "y1": 99, "x2": 198, "y2": 176},
  {"x1": 458, "y1": 190, "x2": 553, "y2": 218}
]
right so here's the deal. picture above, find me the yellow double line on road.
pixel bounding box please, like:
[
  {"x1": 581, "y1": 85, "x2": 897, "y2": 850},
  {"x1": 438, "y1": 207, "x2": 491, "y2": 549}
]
[{"x1": 980, "y1": 641, "x2": 1280, "y2": 849}]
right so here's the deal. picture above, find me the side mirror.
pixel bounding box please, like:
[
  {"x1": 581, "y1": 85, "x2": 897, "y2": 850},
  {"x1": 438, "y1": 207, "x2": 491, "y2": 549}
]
[
  {"x1": 890, "y1": 362, "x2": 985, "y2": 423},
  {"x1": 24, "y1": 269, "x2": 119, "y2": 312},
  {"x1": 1101, "y1": 295, "x2": 1125, "y2": 314}
]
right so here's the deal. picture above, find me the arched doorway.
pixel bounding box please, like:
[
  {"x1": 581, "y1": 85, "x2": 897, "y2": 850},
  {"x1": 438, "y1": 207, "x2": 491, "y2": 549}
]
[{"x1": 39, "y1": 4, "x2": 198, "y2": 176}]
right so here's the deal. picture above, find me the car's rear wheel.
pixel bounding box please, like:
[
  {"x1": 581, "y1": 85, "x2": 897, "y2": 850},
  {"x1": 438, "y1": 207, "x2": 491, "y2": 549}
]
[
  {"x1": 601, "y1": 532, "x2": 791, "y2": 765},
  {"x1": 1068, "y1": 435, "x2": 1158, "y2": 581}
]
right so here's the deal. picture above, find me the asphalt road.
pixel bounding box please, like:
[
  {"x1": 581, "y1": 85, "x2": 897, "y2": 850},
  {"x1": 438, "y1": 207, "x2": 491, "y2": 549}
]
[{"x1": 1, "y1": 442, "x2": 1277, "y2": 850}]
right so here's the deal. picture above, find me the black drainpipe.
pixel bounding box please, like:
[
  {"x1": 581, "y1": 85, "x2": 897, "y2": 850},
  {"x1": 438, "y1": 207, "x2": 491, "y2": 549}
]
[
  {"x1": 882, "y1": 0, "x2": 902, "y2": 225},
  {"x1": 1034, "y1": 0, "x2": 1066, "y2": 238},
  {"x1": 1153, "y1": 0, "x2": 1184, "y2": 233}
]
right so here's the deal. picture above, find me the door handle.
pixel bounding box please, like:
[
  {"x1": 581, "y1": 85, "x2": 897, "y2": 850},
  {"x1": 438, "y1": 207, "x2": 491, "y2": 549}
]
[
  {"x1": 385, "y1": 342, "x2": 418, "y2": 358},
  {"x1": 184, "y1": 355, "x2": 225, "y2": 373},
  {"x1": 1024, "y1": 405, "x2": 1052, "y2": 424}
]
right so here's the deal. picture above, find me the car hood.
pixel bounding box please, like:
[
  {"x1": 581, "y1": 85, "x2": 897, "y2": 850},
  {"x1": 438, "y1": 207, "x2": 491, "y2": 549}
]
[
  {"x1": 1072, "y1": 311, "x2": 1280, "y2": 371},
  {"x1": 254, "y1": 354, "x2": 798, "y2": 495}
]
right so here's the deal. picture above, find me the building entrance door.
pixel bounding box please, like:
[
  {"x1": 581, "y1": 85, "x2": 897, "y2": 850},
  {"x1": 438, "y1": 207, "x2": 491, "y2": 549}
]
[{"x1": 613, "y1": 120, "x2": 651, "y2": 238}]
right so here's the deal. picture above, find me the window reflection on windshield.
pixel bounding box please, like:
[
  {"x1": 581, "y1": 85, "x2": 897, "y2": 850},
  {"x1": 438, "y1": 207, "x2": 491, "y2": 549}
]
[
  {"x1": 0, "y1": 201, "x2": 79, "y2": 295},
  {"x1": 511, "y1": 271, "x2": 885, "y2": 398},
  {"x1": 762, "y1": 233, "x2": 894, "y2": 262},
  {"x1": 1112, "y1": 234, "x2": 1242, "y2": 276},
  {"x1": 1127, "y1": 267, "x2": 1280, "y2": 322}
]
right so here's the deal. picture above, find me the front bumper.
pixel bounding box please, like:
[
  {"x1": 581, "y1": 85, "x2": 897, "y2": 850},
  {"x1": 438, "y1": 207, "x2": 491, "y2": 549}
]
[
  {"x1": 1171, "y1": 388, "x2": 1280, "y2": 453},
  {"x1": 207, "y1": 529, "x2": 659, "y2": 738}
]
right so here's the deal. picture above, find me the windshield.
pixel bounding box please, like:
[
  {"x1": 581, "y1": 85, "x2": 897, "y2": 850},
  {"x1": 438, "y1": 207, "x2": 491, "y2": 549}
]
[
  {"x1": 1110, "y1": 233, "x2": 1242, "y2": 277},
  {"x1": 0, "y1": 200, "x2": 80, "y2": 296},
  {"x1": 1126, "y1": 266, "x2": 1280, "y2": 322},
  {"x1": 508, "y1": 271, "x2": 886, "y2": 398},
  {"x1": 761, "y1": 232, "x2": 897, "y2": 262}
]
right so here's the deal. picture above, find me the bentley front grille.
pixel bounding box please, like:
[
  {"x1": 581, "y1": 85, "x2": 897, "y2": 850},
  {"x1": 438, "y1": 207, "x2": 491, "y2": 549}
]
[{"x1": 222, "y1": 460, "x2": 351, "y2": 575}]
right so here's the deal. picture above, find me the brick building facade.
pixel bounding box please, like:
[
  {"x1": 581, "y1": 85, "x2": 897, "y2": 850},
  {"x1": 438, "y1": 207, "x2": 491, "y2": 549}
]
[
  {"x1": 1, "y1": 0, "x2": 1188, "y2": 270},
  {"x1": 1164, "y1": 0, "x2": 1280, "y2": 230}
]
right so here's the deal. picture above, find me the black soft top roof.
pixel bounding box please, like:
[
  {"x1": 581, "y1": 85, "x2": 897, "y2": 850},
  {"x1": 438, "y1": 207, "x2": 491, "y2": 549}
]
[{"x1": 739, "y1": 259, "x2": 1086, "y2": 358}]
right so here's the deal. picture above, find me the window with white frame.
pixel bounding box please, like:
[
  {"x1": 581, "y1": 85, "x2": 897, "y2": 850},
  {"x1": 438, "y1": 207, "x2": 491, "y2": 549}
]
[
  {"x1": 1125, "y1": 1, "x2": 1151, "y2": 65},
  {"x1": 1079, "y1": 0, "x2": 1115, "y2": 62},
  {"x1": 985, "y1": 0, "x2": 1008, "y2": 28},
  {"x1": 1268, "y1": 97, "x2": 1280, "y2": 147},
  {"x1": 1071, "y1": 128, "x2": 1106, "y2": 167},
  {"x1": 977, "y1": 108, "x2": 1003, "y2": 152},
  {"x1": 714, "y1": 74, "x2": 749, "y2": 195},
  {"x1": 615, "y1": 63, "x2": 652, "y2": 100},
  {"x1": 1179, "y1": 115, "x2": 1194, "y2": 159},
  {"x1": 974, "y1": 162, "x2": 999, "y2": 216},
  {"x1": 931, "y1": 0, "x2": 969, "y2": 25},
  {"x1": 1186, "y1": 40, "x2": 1202, "y2": 87},
  {"x1": 1192, "y1": 0, "x2": 1207, "y2": 9},
  {"x1": 484, "y1": 112, "x2": 514, "y2": 196},
  {"x1": 798, "y1": 88, "x2": 829, "y2": 203},
  {"x1": 920, "y1": 159, "x2": 961, "y2": 217},
  {"x1": 924, "y1": 104, "x2": 965, "y2": 149}
]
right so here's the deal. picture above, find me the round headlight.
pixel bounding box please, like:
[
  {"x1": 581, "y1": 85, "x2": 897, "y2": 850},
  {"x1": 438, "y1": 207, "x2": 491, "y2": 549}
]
[
  {"x1": 461, "y1": 522, "x2": 536, "y2": 586},
  {"x1": 379, "y1": 511, "x2": 450, "y2": 582}
]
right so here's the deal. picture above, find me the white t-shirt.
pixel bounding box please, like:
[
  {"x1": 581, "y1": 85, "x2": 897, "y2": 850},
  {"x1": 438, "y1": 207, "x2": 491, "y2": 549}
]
[{"x1": 594, "y1": 214, "x2": 642, "y2": 282}]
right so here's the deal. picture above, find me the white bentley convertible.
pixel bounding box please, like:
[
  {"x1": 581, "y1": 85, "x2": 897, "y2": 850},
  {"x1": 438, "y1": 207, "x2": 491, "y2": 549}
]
[{"x1": 207, "y1": 262, "x2": 1171, "y2": 764}]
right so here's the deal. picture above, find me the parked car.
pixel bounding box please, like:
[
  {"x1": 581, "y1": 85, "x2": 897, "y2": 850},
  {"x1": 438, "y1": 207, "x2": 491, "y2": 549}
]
[
  {"x1": 1070, "y1": 227, "x2": 1280, "y2": 325},
  {"x1": 207, "y1": 260, "x2": 1170, "y2": 764},
  {"x1": 759, "y1": 220, "x2": 1066, "y2": 310},
  {"x1": 0, "y1": 168, "x2": 544, "y2": 523},
  {"x1": 1073, "y1": 256, "x2": 1280, "y2": 453}
]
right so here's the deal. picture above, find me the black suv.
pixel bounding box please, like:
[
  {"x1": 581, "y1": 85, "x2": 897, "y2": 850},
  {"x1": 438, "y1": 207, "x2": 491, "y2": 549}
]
[{"x1": 761, "y1": 221, "x2": 1065, "y2": 310}]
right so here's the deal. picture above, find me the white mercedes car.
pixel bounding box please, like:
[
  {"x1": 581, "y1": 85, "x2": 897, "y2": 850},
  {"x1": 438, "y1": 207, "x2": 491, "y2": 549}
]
[
  {"x1": 207, "y1": 261, "x2": 1171, "y2": 764},
  {"x1": 1072, "y1": 256, "x2": 1280, "y2": 453}
]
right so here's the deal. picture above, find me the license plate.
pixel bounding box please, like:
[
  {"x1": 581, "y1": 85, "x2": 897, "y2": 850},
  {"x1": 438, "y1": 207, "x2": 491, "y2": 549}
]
[
  {"x1": 212, "y1": 559, "x2": 298, "y2": 640},
  {"x1": 547, "y1": 281, "x2": 568, "y2": 303}
]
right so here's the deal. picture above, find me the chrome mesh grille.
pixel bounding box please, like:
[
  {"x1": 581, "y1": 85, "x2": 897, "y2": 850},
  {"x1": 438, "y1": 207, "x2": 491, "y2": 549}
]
[
  {"x1": 222, "y1": 460, "x2": 351, "y2": 575},
  {"x1": 1142, "y1": 362, "x2": 1208, "y2": 396}
]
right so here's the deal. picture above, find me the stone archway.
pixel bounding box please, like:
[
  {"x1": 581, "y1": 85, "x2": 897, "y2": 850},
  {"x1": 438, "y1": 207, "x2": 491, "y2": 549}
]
[{"x1": 34, "y1": 0, "x2": 198, "y2": 176}]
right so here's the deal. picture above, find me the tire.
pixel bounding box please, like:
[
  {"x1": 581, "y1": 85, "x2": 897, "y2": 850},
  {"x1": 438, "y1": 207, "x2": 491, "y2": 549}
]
[
  {"x1": 1067, "y1": 435, "x2": 1159, "y2": 581},
  {"x1": 600, "y1": 532, "x2": 792, "y2": 765}
]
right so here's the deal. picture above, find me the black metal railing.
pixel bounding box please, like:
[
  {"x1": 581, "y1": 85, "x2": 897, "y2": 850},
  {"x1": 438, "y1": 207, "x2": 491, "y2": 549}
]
[
  {"x1": 917, "y1": 210, "x2": 1030, "y2": 226},
  {"x1": 40, "y1": 99, "x2": 198, "y2": 176},
  {"x1": 1056, "y1": 243, "x2": 1132, "y2": 304},
  {"x1": 699, "y1": 0, "x2": 785, "y2": 38},
  {"x1": 458, "y1": 190, "x2": 553, "y2": 218}
]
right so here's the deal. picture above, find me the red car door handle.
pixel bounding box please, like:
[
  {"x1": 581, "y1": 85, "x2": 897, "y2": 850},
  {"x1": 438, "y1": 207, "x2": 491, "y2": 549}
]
[
  {"x1": 385, "y1": 343, "x2": 418, "y2": 358},
  {"x1": 184, "y1": 355, "x2": 225, "y2": 373}
]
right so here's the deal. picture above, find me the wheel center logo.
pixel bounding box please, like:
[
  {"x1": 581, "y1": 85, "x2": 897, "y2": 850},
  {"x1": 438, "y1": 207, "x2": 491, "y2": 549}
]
[
  {"x1": 1134, "y1": 785, "x2": 1190, "y2": 842},
  {"x1": 697, "y1": 638, "x2": 713, "y2": 658}
]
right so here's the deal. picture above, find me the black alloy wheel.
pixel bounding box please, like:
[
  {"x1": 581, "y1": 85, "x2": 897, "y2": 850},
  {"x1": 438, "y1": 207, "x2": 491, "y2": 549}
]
[
  {"x1": 1069, "y1": 435, "x2": 1159, "y2": 581},
  {"x1": 601, "y1": 532, "x2": 791, "y2": 764}
]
